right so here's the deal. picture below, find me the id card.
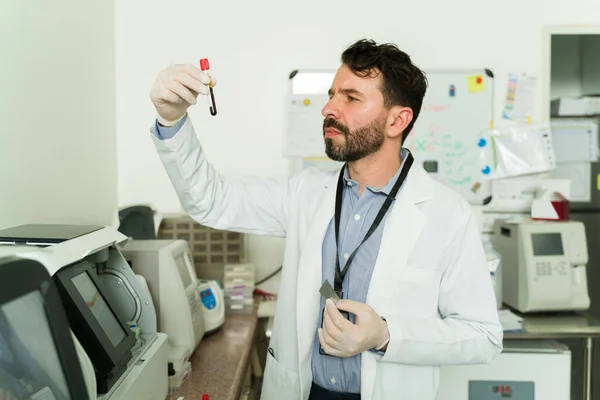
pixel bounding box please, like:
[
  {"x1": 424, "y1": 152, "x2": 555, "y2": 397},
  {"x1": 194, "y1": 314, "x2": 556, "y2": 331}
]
[{"x1": 319, "y1": 280, "x2": 340, "y2": 304}]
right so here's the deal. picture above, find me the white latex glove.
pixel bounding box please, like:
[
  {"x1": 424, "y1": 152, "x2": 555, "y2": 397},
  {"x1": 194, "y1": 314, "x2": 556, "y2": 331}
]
[
  {"x1": 318, "y1": 298, "x2": 390, "y2": 358},
  {"x1": 149, "y1": 64, "x2": 217, "y2": 125}
]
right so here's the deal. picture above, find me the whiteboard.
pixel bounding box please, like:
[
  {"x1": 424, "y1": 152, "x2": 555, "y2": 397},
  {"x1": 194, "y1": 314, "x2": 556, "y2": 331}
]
[
  {"x1": 284, "y1": 69, "x2": 495, "y2": 205},
  {"x1": 403, "y1": 69, "x2": 495, "y2": 205}
]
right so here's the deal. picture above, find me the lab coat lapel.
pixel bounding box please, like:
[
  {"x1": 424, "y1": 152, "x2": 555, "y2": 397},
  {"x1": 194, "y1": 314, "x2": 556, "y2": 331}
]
[
  {"x1": 296, "y1": 173, "x2": 338, "y2": 376},
  {"x1": 369, "y1": 168, "x2": 429, "y2": 289},
  {"x1": 362, "y1": 165, "x2": 433, "y2": 400}
]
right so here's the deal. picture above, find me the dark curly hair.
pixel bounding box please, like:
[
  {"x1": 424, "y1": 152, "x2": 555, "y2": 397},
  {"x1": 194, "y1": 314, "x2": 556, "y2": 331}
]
[{"x1": 341, "y1": 39, "x2": 428, "y2": 142}]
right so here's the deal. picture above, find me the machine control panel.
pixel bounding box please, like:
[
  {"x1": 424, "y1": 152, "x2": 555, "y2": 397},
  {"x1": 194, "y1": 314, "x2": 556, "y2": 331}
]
[{"x1": 534, "y1": 260, "x2": 568, "y2": 277}]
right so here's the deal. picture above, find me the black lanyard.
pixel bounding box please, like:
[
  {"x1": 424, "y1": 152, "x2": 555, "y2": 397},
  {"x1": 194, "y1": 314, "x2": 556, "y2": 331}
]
[{"x1": 333, "y1": 151, "x2": 414, "y2": 297}]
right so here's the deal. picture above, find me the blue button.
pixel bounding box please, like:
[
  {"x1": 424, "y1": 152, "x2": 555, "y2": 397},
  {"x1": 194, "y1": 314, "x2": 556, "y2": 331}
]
[
  {"x1": 477, "y1": 138, "x2": 487, "y2": 147},
  {"x1": 481, "y1": 166, "x2": 491, "y2": 175}
]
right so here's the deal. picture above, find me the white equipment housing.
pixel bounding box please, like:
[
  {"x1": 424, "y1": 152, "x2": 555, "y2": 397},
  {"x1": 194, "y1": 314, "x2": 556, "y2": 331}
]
[{"x1": 492, "y1": 220, "x2": 590, "y2": 313}]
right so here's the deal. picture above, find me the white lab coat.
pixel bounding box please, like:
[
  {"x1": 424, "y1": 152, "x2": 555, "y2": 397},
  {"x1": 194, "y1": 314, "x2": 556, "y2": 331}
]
[{"x1": 152, "y1": 117, "x2": 503, "y2": 400}]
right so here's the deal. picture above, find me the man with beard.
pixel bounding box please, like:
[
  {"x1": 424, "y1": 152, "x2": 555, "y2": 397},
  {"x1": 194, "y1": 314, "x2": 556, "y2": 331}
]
[{"x1": 148, "y1": 39, "x2": 502, "y2": 400}]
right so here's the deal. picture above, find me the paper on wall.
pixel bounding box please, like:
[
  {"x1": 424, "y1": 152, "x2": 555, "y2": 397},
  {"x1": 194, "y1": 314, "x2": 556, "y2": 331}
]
[
  {"x1": 548, "y1": 162, "x2": 591, "y2": 202},
  {"x1": 503, "y1": 73, "x2": 537, "y2": 123},
  {"x1": 551, "y1": 122, "x2": 599, "y2": 163},
  {"x1": 478, "y1": 124, "x2": 556, "y2": 180},
  {"x1": 285, "y1": 94, "x2": 329, "y2": 156},
  {"x1": 467, "y1": 75, "x2": 486, "y2": 93}
]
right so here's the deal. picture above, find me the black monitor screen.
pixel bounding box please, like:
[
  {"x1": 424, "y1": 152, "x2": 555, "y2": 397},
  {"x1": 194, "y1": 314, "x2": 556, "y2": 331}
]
[
  {"x1": 71, "y1": 272, "x2": 126, "y2": 347},
  {"x1": 0, "y1": 290, "x2": 70, "y2": 400},
  {"x1": 54, "y1": 260, "x2": 135, "y2": 394},
  {"x1": 531, "y1": 233, "x2": 564, "y2": 256}
]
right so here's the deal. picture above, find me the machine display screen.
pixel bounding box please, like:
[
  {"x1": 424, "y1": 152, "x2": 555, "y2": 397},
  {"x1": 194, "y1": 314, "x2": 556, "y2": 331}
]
[
  {"x1": 71, "y1": 272, "x2": 126, "y2": 347},
  {"x1": 531, "y1": 233, "x2": 564, "y2": 256},
  {"x1": 0, "y1": 291, "x2": 71, "y2": 400}
]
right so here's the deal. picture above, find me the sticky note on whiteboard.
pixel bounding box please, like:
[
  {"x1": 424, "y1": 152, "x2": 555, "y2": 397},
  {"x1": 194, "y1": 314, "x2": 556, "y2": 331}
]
[{"x1": 467, "y1": 75, "x2": 486, "y2": 93}]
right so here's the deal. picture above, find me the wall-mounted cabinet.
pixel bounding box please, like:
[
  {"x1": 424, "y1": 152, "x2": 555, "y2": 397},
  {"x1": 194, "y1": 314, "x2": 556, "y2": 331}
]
[{"x1": 543, "y1": 26, "x2": 600, "y2": 119}]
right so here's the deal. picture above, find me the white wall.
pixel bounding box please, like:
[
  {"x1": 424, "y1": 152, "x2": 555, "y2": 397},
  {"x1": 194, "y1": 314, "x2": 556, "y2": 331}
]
[
  {"x1": 115, "y1": 0, "x2": 600, "y2": 278},
  {"x1": 116, "y1": 0, "x2": 600, "y2": 208},
  {"x1": 0, "y1": 0, "x2": 117, "y2": 229}
]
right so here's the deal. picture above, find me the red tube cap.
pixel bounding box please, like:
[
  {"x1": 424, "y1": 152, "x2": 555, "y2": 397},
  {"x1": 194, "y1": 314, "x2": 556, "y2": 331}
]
[{"x1": 200, "y1": 58, "x2": 210, "y2": 71}]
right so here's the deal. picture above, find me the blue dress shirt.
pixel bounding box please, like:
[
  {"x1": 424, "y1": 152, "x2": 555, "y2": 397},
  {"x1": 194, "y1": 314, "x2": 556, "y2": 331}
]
[{"x1": 154, "y1": 115, "x2": 187, "y2": 140}]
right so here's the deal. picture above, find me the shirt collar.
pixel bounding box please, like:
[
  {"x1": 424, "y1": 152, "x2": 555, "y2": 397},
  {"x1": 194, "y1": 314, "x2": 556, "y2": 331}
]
[{"x1": 343, "y1": 147, "x2": 410, "y2": 195}]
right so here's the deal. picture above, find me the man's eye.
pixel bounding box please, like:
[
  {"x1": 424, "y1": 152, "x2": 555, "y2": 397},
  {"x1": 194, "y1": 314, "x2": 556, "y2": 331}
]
[{"x1": 348, "y1": 96, "x2": 357, "y2": 102}]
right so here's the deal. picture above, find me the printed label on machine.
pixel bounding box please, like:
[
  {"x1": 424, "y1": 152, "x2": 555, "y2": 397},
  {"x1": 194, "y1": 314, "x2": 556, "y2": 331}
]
[
  {"x1": 200, "y1": 288, "x2": 216, "y2": 309},
  {"x1": 469, "y1": 380, "x2": 534, "y2": 399}
]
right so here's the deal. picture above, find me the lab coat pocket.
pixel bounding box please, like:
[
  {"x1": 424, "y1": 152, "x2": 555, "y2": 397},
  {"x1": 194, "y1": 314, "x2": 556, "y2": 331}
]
[
  {"x1": 379, "y1": 267, "x2": 441, "y2": 317},
  {"x1": 260, "y1": 348, "x2": 301, "y2": 400}
]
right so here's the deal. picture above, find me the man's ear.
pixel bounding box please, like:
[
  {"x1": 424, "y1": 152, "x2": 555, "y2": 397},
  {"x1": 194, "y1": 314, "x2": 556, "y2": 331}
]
[{"x1": 387, "y1": 106, "x2": 413, "y2": 139}]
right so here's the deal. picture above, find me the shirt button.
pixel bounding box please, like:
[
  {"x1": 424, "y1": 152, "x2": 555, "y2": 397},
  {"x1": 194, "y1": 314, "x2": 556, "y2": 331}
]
[
  {"x1": 343, "y1": 253, "x2": 349, "y2": 260},
  {"x1": 347, "y1": 181, "x2": 352, "y2": 186},
  {"x1": 354, "y1": 214, "x2": 360, "y2": 221}
]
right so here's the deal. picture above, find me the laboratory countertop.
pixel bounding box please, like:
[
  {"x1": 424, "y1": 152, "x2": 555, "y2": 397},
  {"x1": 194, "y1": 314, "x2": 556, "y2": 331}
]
[
  {"x1": 166, "y1": 308, "x2": 259, "y2": 400},
  {"x1": 504, "y1": 310, "x2": 600, "y2": 339}
]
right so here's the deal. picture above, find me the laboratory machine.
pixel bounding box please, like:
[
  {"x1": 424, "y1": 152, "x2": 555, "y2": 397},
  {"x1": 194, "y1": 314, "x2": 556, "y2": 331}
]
[
  {"x1": 549, "y1": 118, "x2": 600, "y2": 314},
  {"x1": 0, "y1": 256, "x2": 91, "y2": 400},
  {"x1": 438, "y1": 340, "x2": 571, "y2": 400},
  {"x1": 491, "y1": 219, "x2": 590, "y2": 313},
  {"x1": 120, "y1": 239, "x2": 222, "y2": 385},
  {"x1": 0, "y1": 224, "x2": 169, "y2": 400}
]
